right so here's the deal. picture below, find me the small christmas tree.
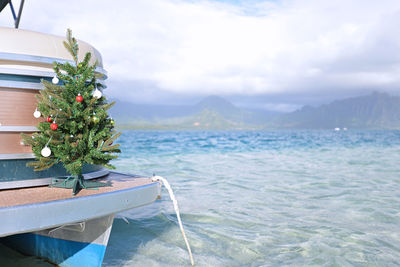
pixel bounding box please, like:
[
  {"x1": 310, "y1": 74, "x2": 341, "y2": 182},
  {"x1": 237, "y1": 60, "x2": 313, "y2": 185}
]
[{"x1": 23, "y1": 29, "x2": 121, "y2": 195}]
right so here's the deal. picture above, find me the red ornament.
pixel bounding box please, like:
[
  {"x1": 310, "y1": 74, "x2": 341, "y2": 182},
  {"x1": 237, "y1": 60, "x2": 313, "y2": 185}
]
[
  {"x1": 76, "y1": 94, "x2": 83, "y2": 102},
  {"x1": 47, "y1": 116, "x2": 53, "y2": 123},
  {"x1": 50, "y1": 123, "x2": 58, "y2": 130}
]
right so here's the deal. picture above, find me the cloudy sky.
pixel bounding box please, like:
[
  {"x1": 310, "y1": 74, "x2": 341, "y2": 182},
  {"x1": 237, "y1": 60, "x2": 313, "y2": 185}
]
[{"x1": 1, "y1": 0, "x2": 400, "y2": 111}]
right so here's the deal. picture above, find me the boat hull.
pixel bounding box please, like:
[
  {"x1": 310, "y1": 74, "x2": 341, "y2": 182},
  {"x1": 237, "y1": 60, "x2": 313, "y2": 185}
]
[
  {"x1": 0, "y1": 172, "x2": 161, "y2": 266},
  {"x1": 2, "y1": 215, "x2": 114, "y2": 267}
]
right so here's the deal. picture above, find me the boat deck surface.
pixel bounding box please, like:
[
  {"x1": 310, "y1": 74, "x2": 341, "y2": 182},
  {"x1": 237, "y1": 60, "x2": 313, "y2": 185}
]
[{"x1": 0, "y1": 172, "x2": 154, "y2": 208}]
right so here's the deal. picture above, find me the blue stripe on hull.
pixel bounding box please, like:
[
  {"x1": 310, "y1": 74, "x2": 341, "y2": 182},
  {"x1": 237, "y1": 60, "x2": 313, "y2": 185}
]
[{"x1": 2, "y1": 233, "x2": 107, "y2": 267}]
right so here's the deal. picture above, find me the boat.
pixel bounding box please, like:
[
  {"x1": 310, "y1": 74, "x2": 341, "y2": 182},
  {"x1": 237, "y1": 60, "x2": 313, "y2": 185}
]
[
  {"x1": 0, "y1": 10, "x2": 162, "y2": 266},
  {"x1": 0, "y1": 172, "x2": 161, "y2": 266}
]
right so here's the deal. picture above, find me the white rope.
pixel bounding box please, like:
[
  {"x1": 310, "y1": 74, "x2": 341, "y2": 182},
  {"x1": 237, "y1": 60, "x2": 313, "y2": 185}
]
[
  {"x1": 48, "y1": 221, "x2": 85, "y2": 235},
  {"x1": 152, "y1": 176, "x2": 194, "y2": 266},
  {"x1": 121, "y1": 216, "x2": 130, "y2": 224}
]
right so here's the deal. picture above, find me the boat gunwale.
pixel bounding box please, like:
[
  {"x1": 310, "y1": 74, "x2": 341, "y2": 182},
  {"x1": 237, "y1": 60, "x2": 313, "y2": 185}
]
[
  {"x1": 0, "y1": 173, "x2": 161, "y2": 237},
  {"x1": 0, "y1": 176, "x2": 157, "y2": 210},
  {"x1": 0, "y1": 153, "x2": 34, "y2": 159},
  {"x1": 0, "y1": 52, "x2": 107, "y2": 78},
  {"x1": 0, "y1": 77, "x2": 107, "y2": 90},
  {"x1": 0, "y1": 67, "x2": 106, "y2": 79},
  {"x1": 0, "y1": 79, "x2": 43, "y2": 90},
  {"x1": 0, "y1": 167, "x2": 110, "y2": 190},
  {"x1": 0, "y1": 67, "x2": 55, "y2": 77},
  {"x1": 0, "y1": 126, "x2": 38, "y2": 132}
]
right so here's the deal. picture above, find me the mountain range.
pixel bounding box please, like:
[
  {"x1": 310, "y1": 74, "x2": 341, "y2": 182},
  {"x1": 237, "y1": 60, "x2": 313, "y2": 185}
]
[
  {"x1": 274, "y1": 92, "x2": 400, "y2": 129},
  {"x1": 110, "y1": 95, "x2": 277, "y2": 130},
  {"x1": 109, "y1": 92, "x2": 400, "y2": 130}
]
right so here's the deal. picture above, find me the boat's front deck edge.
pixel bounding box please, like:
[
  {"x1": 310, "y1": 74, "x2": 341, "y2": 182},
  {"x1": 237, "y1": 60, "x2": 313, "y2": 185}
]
[{"x1": 0, "y1": 171, "x2": 161, "y2": 238}]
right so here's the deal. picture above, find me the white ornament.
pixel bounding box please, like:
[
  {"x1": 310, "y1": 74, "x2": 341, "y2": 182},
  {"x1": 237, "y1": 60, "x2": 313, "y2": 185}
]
[
  {"x1": 52, "y1": 76, "x2": 59, "y2": 84},
  {"x1": 41, "y1": 146, "x2": 51, "y2": 157},
  {"x1": 93, "y1": 88, "x2": 102, "y2": 99},
  {"x1": 33, "y1": 109, "x2": 41, "y2": 118}
]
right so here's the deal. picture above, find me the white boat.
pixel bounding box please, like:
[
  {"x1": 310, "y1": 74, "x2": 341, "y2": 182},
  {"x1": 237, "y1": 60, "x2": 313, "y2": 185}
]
[
  {"x1": 0, "y1": 22, "x2": 161, "y2": 267},
  {"x1": 0, "y1": 172, "x2": 161, "y2": 266}
]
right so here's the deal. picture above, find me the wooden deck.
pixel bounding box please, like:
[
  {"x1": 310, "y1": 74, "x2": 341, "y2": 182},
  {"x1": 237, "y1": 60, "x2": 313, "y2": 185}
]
[{"x1": 0, "y1": 172, "x2": 155, "y2": 208}]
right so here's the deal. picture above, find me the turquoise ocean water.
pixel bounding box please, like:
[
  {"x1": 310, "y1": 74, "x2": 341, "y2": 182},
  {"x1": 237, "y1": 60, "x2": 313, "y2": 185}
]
[{"x1": 3, "y1": 130, "x2": 400, "y2": 266}]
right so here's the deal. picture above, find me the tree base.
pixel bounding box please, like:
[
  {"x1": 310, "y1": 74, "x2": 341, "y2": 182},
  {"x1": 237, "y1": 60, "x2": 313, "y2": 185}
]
[{"x1": 49, "y1": 174, "x2": 111, "y2": 195}]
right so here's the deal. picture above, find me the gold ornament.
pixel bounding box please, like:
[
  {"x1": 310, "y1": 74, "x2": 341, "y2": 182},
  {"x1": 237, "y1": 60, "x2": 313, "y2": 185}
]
[{"x1": 92, "y1": 116, "x2": 100, "y2": 124}]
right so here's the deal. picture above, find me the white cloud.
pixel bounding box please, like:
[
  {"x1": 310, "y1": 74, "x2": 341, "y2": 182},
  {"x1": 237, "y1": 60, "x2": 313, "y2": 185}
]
[{"x1": 1, "y1": 0, "x2": 400, "y2": 103}]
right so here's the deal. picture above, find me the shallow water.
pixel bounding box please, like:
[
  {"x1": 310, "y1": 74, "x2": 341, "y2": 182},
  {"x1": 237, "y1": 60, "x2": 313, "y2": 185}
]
[
  {"x1": 104, "y1": 130, "x2": 400, "y2": 266},
  {"x1": 3, "y1": 130, "x2": 400, "y2": 266}
]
